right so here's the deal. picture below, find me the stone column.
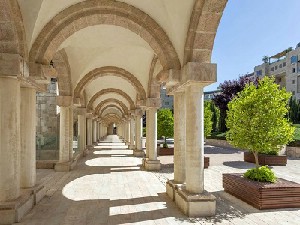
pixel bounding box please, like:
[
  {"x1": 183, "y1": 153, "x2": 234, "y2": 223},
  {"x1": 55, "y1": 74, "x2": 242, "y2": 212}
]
[
  {"x1": 92, "y1": 119, "x2": 97, "y2": 144},
  {"x1": 125, "y1": 118, "x2": 130, "y2": 145},
  {"x1": 145, "y1": 106, "x2": 160, "y2": 171},
  {"x1": 77, "y1": 108, "x2": 86, "y2": 153},
  {"x1": 69, "y1": 107, "x2": 74, "y2": 159},
  {"x1": 166, "y1": 90, "x2": 186, "y2": 200},
  {"x1": 0, "y1": 76, "x2": 20, "y2": 201},
  {"x1": 55, "y1": 96, "x2": 73, "y2": 172},
  {"x1": 20, "y1": 87, "x2": 36, "y2": 188},
  {"x1": 134, "y1": 109, "x2": 144, "y2": 157},
  {"x1": 86, "y1": 116, "x2": 93, "y2": 148},
  {"x1": 185, "y1": 85, "x2": 204, "y2": 193},
  {"x1": 97, "y1": 121, "x2": 101, "y2": 140},
  {"x1": 170, "y1": 63, "x2": 217, "y2": 217},
  {"x1": 129, "y1": 115, "x2": 135, "y2": 149}
]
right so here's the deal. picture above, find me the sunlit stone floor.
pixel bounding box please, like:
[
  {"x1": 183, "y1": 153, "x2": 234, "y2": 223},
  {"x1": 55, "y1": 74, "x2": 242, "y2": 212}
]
[{"x1": 16, "y1": 135, "x2": 300, "y2": 225}]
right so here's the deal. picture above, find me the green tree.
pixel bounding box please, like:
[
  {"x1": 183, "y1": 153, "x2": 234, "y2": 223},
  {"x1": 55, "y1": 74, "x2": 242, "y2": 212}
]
[
  {"x1": 157, "y1": 109, "x2": 174, "y2": 147},
  {"x1": 204, "y1": 101, "x2": 213, "y2": 138},
  {"x1": 288, "y1": 98, "x2": 300, "y2": 124},
  {"x1": 226, "y1": 76, "x2": 295, "y2": 170}
]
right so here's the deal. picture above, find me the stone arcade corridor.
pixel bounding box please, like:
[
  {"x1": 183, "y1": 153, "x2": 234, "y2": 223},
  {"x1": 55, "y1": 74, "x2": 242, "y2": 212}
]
[{"x1": 15, "y1": 136, "x2": 300, "y2": 225}]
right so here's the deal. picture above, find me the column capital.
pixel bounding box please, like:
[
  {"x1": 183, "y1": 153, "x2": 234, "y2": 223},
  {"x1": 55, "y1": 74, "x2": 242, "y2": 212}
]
[
  {"x1": 135, "y1": 108, "x2": 144, "y2": 117},
  {"x1": 77, "y1": 107, "x2": 87, "y2": 115},
  {"x1": 146, "y1": 98, "x2": 161, "y2": 110},
  {"x1": 0, "y1": 53, "x2": 25, "y2": 77},
  {"x1": 57, "y1": 95, "x2": 72, "y2": 107},
  {"x1": 166, "y1": 62, "x2": 216, "y2": 94},
  {"x1": 86, "y1": 113, "x2": 94, "y2": 119}
]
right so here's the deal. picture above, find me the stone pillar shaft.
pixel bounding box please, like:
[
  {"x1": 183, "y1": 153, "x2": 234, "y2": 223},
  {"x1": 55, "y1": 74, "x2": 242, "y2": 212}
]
[
  {"x1": 20, "y1": 87, "x2": 36, "y2": 188},
  {"x1": 69, "y1": 107, "x2": 73, "y2": 159},
  {"x1": 87, "y1": 118, "x2": 93, "y2": 145},
  {"x1": 92, "y1": 120, "x2": 97, "y2": 143},
  {"x1": 174, "y1": 91, "x2": 186, "y2": 183},
  {"x1": 59, "y1": 107, "x2": 72, "y2": 162},
  {"x1": 130, "y1": 117, "x2": 135, "y2": 147},
  {"x1": 146, "y1": 108, "x2": 157, "y2": 160},
  {"x1": 135, "y1": 114, "x2": 143, "y2": 151},
  {"x1": 78, "y1": 114, "x2": 86, "y2": 152},
  {"x1": 185, "y1": 85, "x2": 204, "y2": 193},
  {"x1": 0, "y1": 77, "x2": 20, "y2": 201}
]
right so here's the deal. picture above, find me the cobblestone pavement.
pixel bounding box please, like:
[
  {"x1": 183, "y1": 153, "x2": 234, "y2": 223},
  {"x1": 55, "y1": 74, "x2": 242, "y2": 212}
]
[{"x1": 17, "y1": 137, "x2": 300, "y2": 225}]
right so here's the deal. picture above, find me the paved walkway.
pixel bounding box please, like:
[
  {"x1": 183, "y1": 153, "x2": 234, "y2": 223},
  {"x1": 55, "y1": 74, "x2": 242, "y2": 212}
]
[{"x1": 17, "y1": 136, "x2": 300, "y2": 225}]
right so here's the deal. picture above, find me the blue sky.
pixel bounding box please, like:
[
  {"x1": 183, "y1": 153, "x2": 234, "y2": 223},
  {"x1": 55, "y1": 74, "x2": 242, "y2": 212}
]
[{"x1": 206, "y1": 0, "x2": 300, "y2": 91}]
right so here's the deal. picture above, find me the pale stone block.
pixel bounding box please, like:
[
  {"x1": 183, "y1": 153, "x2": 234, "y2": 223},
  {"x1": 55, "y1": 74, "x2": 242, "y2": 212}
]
[
  {"x1": 175, "y1": 187, "x2": 216, "y2": 217},
  {"x1": 133, "y1": 150, "x2": 144, "y2": 157},
  {"x1": 145, "y1": 159, "x2": 161, "y2": 171}
]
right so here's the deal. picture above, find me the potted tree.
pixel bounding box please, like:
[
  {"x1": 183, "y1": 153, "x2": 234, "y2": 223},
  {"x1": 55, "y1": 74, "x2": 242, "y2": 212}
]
[
  {"x1": 204, "y1": 101, "x2": 213, "y2": 168},
  {"x1": 223, "y1": 76, "x2": 300, "y2": 209},
  {"x1": 157, "y1": 109, "x2": 174, "y2": 155}
]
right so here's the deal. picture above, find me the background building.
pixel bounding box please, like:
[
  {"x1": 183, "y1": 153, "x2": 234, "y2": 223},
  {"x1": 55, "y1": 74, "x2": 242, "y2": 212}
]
[{"x1": 254, "y1": 42, "x2": 300, "y2": 100}]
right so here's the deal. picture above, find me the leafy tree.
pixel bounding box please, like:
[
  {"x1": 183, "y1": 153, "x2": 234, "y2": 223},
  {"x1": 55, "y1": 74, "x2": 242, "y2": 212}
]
[
  {"x1": 212, "y1": 75, "x2": 258, "y2": 132},
  {"x1": 204, "y1": 101, "x2": 213, "y2": 138},
  {"x1": 226, "y1": 76, "x2": 295, "y2": 172},
  {"x1": 157, "y1": 109, "x2": 174, "y2": 147}
]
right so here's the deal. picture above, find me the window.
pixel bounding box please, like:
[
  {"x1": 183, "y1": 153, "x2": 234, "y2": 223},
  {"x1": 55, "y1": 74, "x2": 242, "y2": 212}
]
[
  {"x1": 291, "y1": 56, "x2": 298, "y2": 64},
  {"x1": 293, "y1": 91, "x2": 296, "y2": 95},
  {"x1": 165, "y1": 102, "x2": 169, "y2": 105},
  {"x1": 275, "y1": 66, "x2": 278, "y2": 70},
  {"x1": 293, "y1": 68, "x2": 296, "y2": 73},
  {"x1": 256, "y1": 70, "x2": 262, "y2": 76},
  {"x1": 283, "y1": 62, "x2": 287, "y2": 67},
  {"x1": 271, "y1": 67, "x2": 274, "y2": 72},
  {"x1": 278, "y1": 78, "x2": 282, "y2": 82},
  {"x1": 279, "y1": 64, "x2": 282, "y2": 68},
  {"x1": 293, "y1": 80, "x2": 296, "y2": 84}
]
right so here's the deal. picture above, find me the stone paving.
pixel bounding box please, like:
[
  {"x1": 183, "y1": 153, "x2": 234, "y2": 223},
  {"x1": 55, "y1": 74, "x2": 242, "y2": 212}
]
[{"x1": 16, "y1": 136, "x2": 300, "y2": 225}]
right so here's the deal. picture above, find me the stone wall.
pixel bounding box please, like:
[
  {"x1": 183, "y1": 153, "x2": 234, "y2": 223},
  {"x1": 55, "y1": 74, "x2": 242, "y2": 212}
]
[{"x1": 36, "y1": 80, "x2": 59, "y2": 160}]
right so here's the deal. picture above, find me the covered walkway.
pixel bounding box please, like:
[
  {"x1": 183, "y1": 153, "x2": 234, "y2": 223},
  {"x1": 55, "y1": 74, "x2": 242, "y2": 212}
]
[{"x1": 16, "y1": 136, "x2": 300, "y2": 225}]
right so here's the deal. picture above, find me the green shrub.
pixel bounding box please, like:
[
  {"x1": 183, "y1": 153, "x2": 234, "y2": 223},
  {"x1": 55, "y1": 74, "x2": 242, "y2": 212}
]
[{"x1": 244, "y1": 166, "x2": 277, "y2": 183}]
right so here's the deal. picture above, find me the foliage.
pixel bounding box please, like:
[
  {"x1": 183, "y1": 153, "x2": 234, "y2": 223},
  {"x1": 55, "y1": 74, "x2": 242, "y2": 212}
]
[
  {"x1": 206, "y1": 101, "x2": 220, "y2": 132},
  {"x1": 288, "y1": 98, "x2": 300, "y2": 124},
  {"x1": 204, "y1": 101, "x2": 213, "y2": 138},
  {"x1": 226, "y1": 76, "x2": 295, "y2": 169},
  {"x1": 157, "y1": 109, "x2": 174, "y2": 147},
  {"x1": 262, "y1": 55, "x2": 269, "y2": 63},
  {"x1": 244, "y1": 166, "x2": 277, "y2": 183},
  {"x1": 212, "y1": 75, "x2": 258, "y2": 132}
]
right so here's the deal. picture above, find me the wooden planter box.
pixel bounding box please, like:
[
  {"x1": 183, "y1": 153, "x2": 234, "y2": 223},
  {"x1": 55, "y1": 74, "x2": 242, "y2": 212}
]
[
  {"x1": 244, "y1": 152, "x2": 287, "y2": 166},
  {"x1": 158, "y1": 147, "x2": 174, "y2": 156},
  {"x1": 223, "y1": 173, "x2": 300, "y2": 209}
]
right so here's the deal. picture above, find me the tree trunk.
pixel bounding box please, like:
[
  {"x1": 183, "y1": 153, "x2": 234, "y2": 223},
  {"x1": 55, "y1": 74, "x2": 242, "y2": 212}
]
[{"x1": 253, "y1": 151, "x2": 260, "y2": 169}]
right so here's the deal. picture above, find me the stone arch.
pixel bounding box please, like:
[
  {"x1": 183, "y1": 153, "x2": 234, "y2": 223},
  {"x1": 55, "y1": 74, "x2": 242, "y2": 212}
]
[
  {"x1": 99, "y1": 105, "x2": 124, "y2": 117},
  {"x1": 0, "y1": 0, "x2": 27, "y2": 58},
  {"x1": 74, "y1": 66, "x2": 146, "y2": 100},
  {"x1": 183, "y1": 0, "x2": 227, "y2": 64},
  {"x1": 95, "y1": 98, "x2": 129, "y2": 116},
  {"x1": 29, "y1": 0, "x2": 181, "y2": 71},
  {"x1": 87, "y1": 88, "x2": 135, "y2": 111},
  {"x1": 52, "y1": 49, "x2": 72, "y2": 96},
  {"x1": 101, "y1": 113, "x2": 122, "y2": 124}
]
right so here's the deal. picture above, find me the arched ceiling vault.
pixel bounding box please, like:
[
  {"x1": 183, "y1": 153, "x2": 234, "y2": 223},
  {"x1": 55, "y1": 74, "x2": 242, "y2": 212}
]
[
  {"x1": 74, "y1": 66, "x2": 146, "y2": 100},
  {"x1": 95, "y1": 98, "x2": 129, "y2": 117},
  {"x1": 28, "y1": 0, "x2": 181, "y2": 71},
  {"x1": 87, "y1": 88, "x2": 135, "y2": 111},
  {"x1": 99, "y1": 105, "x2": 124, "y2": 118}
]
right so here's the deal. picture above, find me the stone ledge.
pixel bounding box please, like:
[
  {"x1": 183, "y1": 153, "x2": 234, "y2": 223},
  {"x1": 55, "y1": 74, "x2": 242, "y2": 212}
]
[
  {"x1": 133, "y1": 149, "x2": 144, "y2": 157},
  {"x1": 175, "y1": 186, "x2": 216, "y2": 217},
  {"x1": 166, "y1": 180, "x2": 184, "y2": 201},
  {"x1": 0, "y1": 184, "x2": 45, "y2": 224},
  {"x1": 145, "y1": 159, "x2": 161, "y2": 171}
]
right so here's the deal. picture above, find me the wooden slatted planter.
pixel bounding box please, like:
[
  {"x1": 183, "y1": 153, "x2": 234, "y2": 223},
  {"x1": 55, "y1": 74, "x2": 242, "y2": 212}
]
[
  {"x1": 244, "y1": 152, "x2": 287, "y2": 166},
  {"x1": 223, "y1": 173, "x2": 300, "y2": 209}
]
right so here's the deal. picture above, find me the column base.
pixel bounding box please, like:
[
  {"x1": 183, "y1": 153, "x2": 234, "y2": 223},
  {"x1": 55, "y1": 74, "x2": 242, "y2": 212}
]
[
  {"x1": 166, "y1": 180, "x2": 184, "y2": 201},
  {"x1": 86, "y1": 145, "x2": 94, "y2": 150},
  {"x1": 54, "y1": 160, "x2": 77, "y2": 172},
  {"x1": 145, "y1": 159, "x2": 161, "y2": 171},
  {"x1": 133, "y1": 149, "x2": 145, "y2": 157},
  {"x1": 129, "y1": 145, "x2": 136, "y2": 150},
  {"x1": 174, "y1": 186, "x2": 216, "y2": 217},
  {"x1": 83, "y1": 148, "x2": 90, "y2": 157},
  {"x1": 0, "y1": 184, "x2": 45, "y2": 224}
]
